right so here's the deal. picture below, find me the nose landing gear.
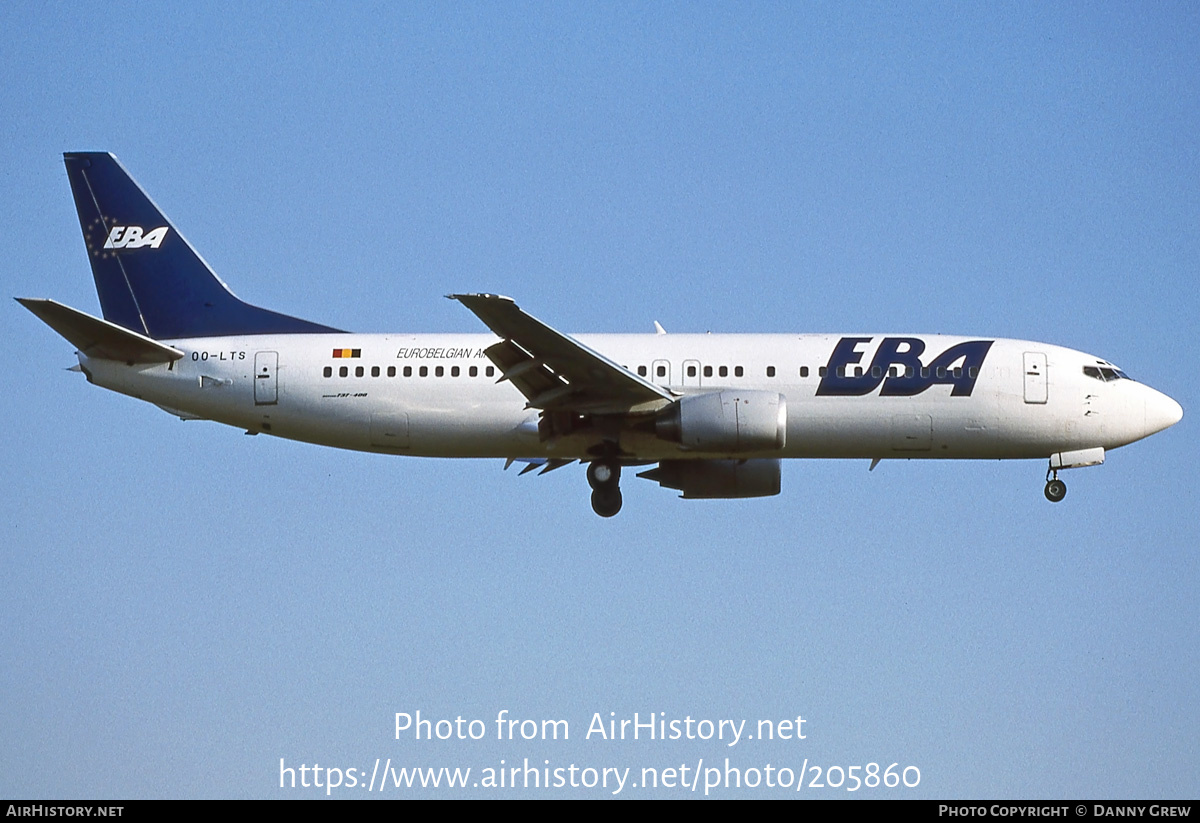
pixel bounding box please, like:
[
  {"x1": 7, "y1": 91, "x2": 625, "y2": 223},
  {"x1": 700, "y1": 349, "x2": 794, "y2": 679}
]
[
  {"x1": 1044, "y1": 466, "x2": 1067, "y2": 503},
  {"x1": 587, "y1": 460, "x2": 622, "y2": 517}
]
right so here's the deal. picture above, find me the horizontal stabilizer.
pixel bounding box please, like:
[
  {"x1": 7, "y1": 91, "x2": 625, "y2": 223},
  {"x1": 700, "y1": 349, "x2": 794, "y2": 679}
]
[{"x1": 16, "y1": 298, "x2": 183, "y2": 363}]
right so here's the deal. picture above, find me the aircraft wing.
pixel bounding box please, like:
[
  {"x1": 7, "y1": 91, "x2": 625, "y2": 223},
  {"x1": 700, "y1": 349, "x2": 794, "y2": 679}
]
[
  {"x1": 450, "y1": 293, "x2": 674, "y2": 414},
  {"x1": 17, "y1": 298, "x2": 184, "y2": 363}
]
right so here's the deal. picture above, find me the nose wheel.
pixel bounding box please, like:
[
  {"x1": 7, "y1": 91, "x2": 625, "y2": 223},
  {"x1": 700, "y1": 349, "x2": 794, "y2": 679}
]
[
  {"x1": 587, "y1": 460, "x2": 622, "y2": 517},
  {"x1": 1044, "y1": 467, "x2": 1067, "y2": 503}
]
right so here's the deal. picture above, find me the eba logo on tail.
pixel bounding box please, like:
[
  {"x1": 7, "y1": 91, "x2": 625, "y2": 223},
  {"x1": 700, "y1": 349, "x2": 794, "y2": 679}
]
[{"x1": 104, "y1": 226, "x2": 168, "y2": 250}]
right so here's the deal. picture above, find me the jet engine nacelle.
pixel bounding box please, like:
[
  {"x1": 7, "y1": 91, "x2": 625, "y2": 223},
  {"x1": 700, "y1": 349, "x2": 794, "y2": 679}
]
[
  {"x1": 656, "y1": 390, "x2": 787, "y2": 452},
  {"x1": 637, "y1": 459, "x2": 782, "y2": 499}
]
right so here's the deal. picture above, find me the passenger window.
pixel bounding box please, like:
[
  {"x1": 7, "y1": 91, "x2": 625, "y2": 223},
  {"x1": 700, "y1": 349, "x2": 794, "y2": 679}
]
[
  {"x1": 735, "y1": 366, "x2": 743, "y2": 377},
  {"x1": 687, "y1": 365, "x2": 697, "y2": 378},
  {"x1": 800, "y1": 366, "x2": 809, "y2": 378},
  {"x1": 854, "y1": 366, "x2": 863, "y2": 378},
  {"x1": 451, "y1": 366, "x2": 460, "y2": 377},
  {"x1": 404, "y1": 366, "x2": 412, "y2": 377},
  {"x1": 436, "y1": 366, "x2": 444, "y2": 377},
  {"x1": 888, "y1": 367, "x2": 898, "y2": 378},
  {"x1": 470, "y1": 366, "x2": 478, "y2": 377},
  {"x1": 818, "y1": 366, "x2": 827, "y2": 377},
  {"x1": 704, "y1": 365, "x2": 713, "y2": 378},
  {"x1": 387, "y1": 366, "x2": 396, "y2": 377},
  {"x1": 355, "y1": 366, "x2": 364, "y2": 377},
  {"x1": 371, "y1": 366, "x2": 380, "y2": 377},
  {"x1": 638, "y1": 366, "x2": 647, "y2": 377},
  {"x1": 871, "y1": 366, "x2": 881, "y2": 378},
  {"x1": 968, "y1": 367, "x2": 978, "y2": 378},
  {"x1": 719, "y1": 366, "x2": 728, "y2": 378},
  {"x1": 323, "y1": 366, "x2": 332, "y2": 378},
  {"x1": 767, "y1": 366, "x2": 775, "y2": 377},
  {"x1": 656, "y1": 365, "x2": 666, "y2": 378},
  {"x1": 339, "y1": 366, "x2": 348, "y2": 377},
  {"x1": 486, "y1": 366, "x2": 495, "y2": 377},
  {"x1": 420, "y1": 366, "x2": 428, "y2": 377}
]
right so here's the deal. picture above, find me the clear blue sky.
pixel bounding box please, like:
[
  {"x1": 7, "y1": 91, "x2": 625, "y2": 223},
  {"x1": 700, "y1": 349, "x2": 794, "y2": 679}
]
[{"x1": 2, "y1": 2, "x2": 1196, "y2": 798}]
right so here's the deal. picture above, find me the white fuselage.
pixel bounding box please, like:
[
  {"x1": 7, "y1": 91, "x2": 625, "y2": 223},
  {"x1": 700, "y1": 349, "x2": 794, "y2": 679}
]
[{"x1": 78, "y1": 332, "x2": 1181, "y2": 463}]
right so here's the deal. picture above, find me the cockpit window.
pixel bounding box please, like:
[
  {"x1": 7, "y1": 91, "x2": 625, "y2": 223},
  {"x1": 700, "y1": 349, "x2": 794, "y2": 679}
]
[{"x1": 1083, "y1": 365, "x2": 1132, "y2": 382}]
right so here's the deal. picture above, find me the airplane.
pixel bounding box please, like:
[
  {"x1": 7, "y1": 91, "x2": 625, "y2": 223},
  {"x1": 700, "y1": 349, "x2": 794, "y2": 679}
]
[{"x1": 19, "y1": 152, "x2": 1183, "y2": 517}]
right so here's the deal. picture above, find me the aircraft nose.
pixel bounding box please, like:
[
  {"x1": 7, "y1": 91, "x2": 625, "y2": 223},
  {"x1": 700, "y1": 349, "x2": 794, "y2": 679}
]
[{"x1": 1144, "y1": 387, "x2": 1183, "y2": 436}]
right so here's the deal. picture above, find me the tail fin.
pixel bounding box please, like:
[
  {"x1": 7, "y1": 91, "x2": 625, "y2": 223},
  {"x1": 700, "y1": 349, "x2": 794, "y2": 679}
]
[{"x1": 63, "y1": 152, "x2": 341, "y2": 339}]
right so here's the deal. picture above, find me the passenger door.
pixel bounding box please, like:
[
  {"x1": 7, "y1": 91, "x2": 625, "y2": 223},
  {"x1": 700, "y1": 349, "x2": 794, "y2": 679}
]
[
  {"x1": 254, "y1": 351, "x2": 278, "y2": 405},
  {"x1": 1023, "y1": 352, "x2": 1047, "y2": 404}
]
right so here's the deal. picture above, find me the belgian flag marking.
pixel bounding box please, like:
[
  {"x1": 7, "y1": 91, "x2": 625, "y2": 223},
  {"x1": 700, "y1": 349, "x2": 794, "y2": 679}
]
[{"x1": 332, "y1": 348, "x2": 361, "y2": 358}]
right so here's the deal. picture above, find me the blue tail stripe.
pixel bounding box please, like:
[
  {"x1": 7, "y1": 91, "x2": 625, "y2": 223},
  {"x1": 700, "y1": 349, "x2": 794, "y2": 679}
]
[{"x1": 64, "y1": 153, "x2": 342, "y2": 339}]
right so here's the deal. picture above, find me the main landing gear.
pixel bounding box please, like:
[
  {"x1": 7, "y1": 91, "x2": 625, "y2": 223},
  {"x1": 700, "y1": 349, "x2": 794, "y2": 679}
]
[
  {"x1": 1044, "y1": 466, "x2": 1067, "y2": 503},
  {"x1": 587, "y1": 460, "x2": 622, "y2": 517}
]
